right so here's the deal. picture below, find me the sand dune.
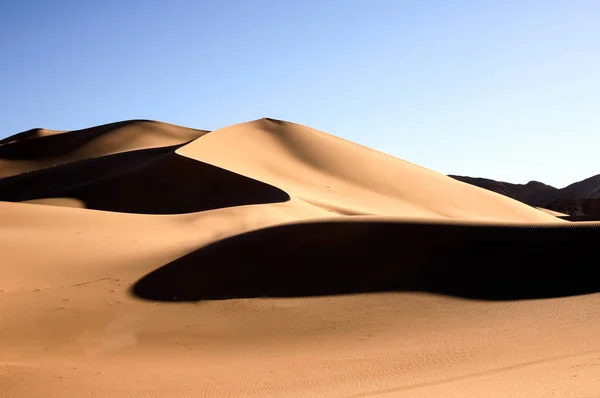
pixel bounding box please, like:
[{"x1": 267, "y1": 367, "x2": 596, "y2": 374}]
[
  {"x1": 1, "y1": 118, "x2": 599, "y2": 397},
  {"x1": 0, "y1": 127, "x2": 67, "y2": 145},
  {"x1": 0, "y1": 119, "x2": 208, "y2": 178},
  {"x1": 0, "y1": 145, "x2": 289, "y2": 214},
  {"x1": 535, "y1": 207, "x2": 569, "y2": 217},
  {"x1": 177, "y1": 118, "x2": 561, "y2": 222}
]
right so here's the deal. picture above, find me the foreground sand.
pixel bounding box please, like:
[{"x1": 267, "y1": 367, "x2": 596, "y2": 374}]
[{"x1": 1, "y1": 119, "x2": 599, "y2": 397}]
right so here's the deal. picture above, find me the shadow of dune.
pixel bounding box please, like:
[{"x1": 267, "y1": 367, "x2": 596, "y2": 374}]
[
  {"x1": 0, "y1": 147, "x2": 290, "y2": 214},
  {"x1": 559, "y1": 215, "x2": 600, "y2": 222},
  {"x1": 132, "y1": 220, "x2": 600, "y2": 301}
]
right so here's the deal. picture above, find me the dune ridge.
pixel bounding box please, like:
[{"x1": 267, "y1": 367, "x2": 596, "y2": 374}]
[
  {"x1": 0, "y1": 119, "x2": 208, "y2": 178},
  {"x1": 1, "y1": 118, "x2": 599, "y2": 397},
  {"x1": 177, "y1": 119, "x2": 563, "y2": 222},
  {"x1": 0, "y1": 127, "x2": 67, "y2": 145}
]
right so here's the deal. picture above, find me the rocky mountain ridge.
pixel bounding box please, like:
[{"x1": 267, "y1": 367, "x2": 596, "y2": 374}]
[{"x1": 450, "y1": 174, "x2": 600, "y2": 217}]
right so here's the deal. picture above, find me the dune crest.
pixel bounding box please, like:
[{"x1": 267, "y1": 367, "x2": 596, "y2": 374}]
[
  {"x1": 0, "y1": 119, "x2": 208, "y2": 177},
  {"x1": 177, "y1": 118, "x2": 561, "y2": 222},
  {"x1": 0, "y1": 127, "x2": 66, "y2": 145}
]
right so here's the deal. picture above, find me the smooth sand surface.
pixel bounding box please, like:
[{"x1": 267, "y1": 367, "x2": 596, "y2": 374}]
[
  {"x1": 1, "y1": 118, "x2": 599, "y2": 397},
  {"x1": 536, "y1": 207, "x2": 569, "y2": 217}
]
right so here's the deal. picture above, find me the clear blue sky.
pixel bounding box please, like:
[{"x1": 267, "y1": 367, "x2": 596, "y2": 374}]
[{"x1": 1, "y1": 0, "x2": 599, "y2": 187}]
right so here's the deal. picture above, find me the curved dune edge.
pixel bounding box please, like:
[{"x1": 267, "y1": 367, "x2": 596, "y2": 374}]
[
  {"x1": 536, "y1": 206, "x2": 569, "y2": 217},
  {"x1": 23, "y1": 197, "x2": 87, "y2": 208},
  {"x1": 132, "y1": 217, "x2": 600, "y2": 302},
  {"x1": 2, "y1": 117, "x2": 563, "y2": 222},
  {"x1": 1, "y1": 118, "x2": 600, "y2": 397},
  {"x1": 0, "y1": 147, "x2": 291, "y2": 214},
  {"x1": 0, "y1": 120, "x2": 209, "y2": 178},
  {"x1": 176, "y1": 118, "x2": 563, "y2": 223},
  {"x1": 0, "y1": 127, "x2": 67, "y2": 145}
]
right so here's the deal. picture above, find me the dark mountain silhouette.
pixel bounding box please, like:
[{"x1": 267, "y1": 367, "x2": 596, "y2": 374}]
[{"x1": 450, "y1": 174, "x2": 600, "y2": 219}]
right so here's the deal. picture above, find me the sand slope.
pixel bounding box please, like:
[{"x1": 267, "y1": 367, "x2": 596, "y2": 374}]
[
  {"x1": 0, "y1": 146, "x2": 289, "y2": 214},
  {"x1": 1, "y1": 118, "x2": 599, "y2": 398},
  {"x1": 177, "y1": 119, "x2": 561, "y2": 222},
  {"x1": 535, "y1": 207, "x2": 569, "y2": 217},
  {"x1": 0, "y1": 120, "x2": 208, "y2": 177},
  {"x1": 0, "y1": 127, "x2": 67, "y2": 145}
]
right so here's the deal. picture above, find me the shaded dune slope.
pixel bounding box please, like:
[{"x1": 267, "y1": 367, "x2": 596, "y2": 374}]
[
  {"x1": 0, "y1": 119, "x2": 209, "y2": 177},
  {"x1": 0, "y1": 146, "x2": 289, "y2": 214},
  {"x1": 133, "y1": 219, "x2": 600, "y2": 302},
  {"x1": 0, "y1": 127, "x2": 66, "y2": 145}
]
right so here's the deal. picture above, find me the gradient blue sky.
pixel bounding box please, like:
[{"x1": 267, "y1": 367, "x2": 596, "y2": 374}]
[{"x1": 1, "y1": 0, "x2": 599, "y2": 187}]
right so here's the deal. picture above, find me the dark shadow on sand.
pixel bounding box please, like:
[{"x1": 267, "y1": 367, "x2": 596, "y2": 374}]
[
  {"x1": 132, "y1": 220, "x2": 600, "y2": 301},
  {"x1": 0, "y1": 146, "x2": 290, "y2": 214},
  {"x1": 559, "y1": 215, "x2": 600, "y2": 222}
]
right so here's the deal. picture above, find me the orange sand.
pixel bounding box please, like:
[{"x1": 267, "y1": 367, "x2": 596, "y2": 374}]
[{"x1": 1, "y1": 118, "x2": 599, "y2": 397}]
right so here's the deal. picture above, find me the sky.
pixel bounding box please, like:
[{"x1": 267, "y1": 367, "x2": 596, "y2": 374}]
[{"x1": 1, "y1": 0, "x2": 599, "y2": 187}]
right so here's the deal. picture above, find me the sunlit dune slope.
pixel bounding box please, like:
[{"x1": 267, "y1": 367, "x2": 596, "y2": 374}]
[{"x1": 177, "y1": 118, "x2": 561, "y2": 222}]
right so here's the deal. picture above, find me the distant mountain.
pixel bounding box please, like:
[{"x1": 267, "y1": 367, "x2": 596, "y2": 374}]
[{"x1": 450, "y1": 174, "x2": 600, "y2": 217}]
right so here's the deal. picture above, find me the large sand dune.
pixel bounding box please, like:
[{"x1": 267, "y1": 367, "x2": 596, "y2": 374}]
[{"x1": 1, "y1": 118, "x2": 599, "y2": 397}]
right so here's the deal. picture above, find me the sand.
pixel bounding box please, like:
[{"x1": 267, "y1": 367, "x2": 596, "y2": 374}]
[
  {"x1": 535, "y1": 207, "x2": 569, "y2": 217},
  {"x1": 1, "y1": 118, "x2": 599, "y2": 397}
]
